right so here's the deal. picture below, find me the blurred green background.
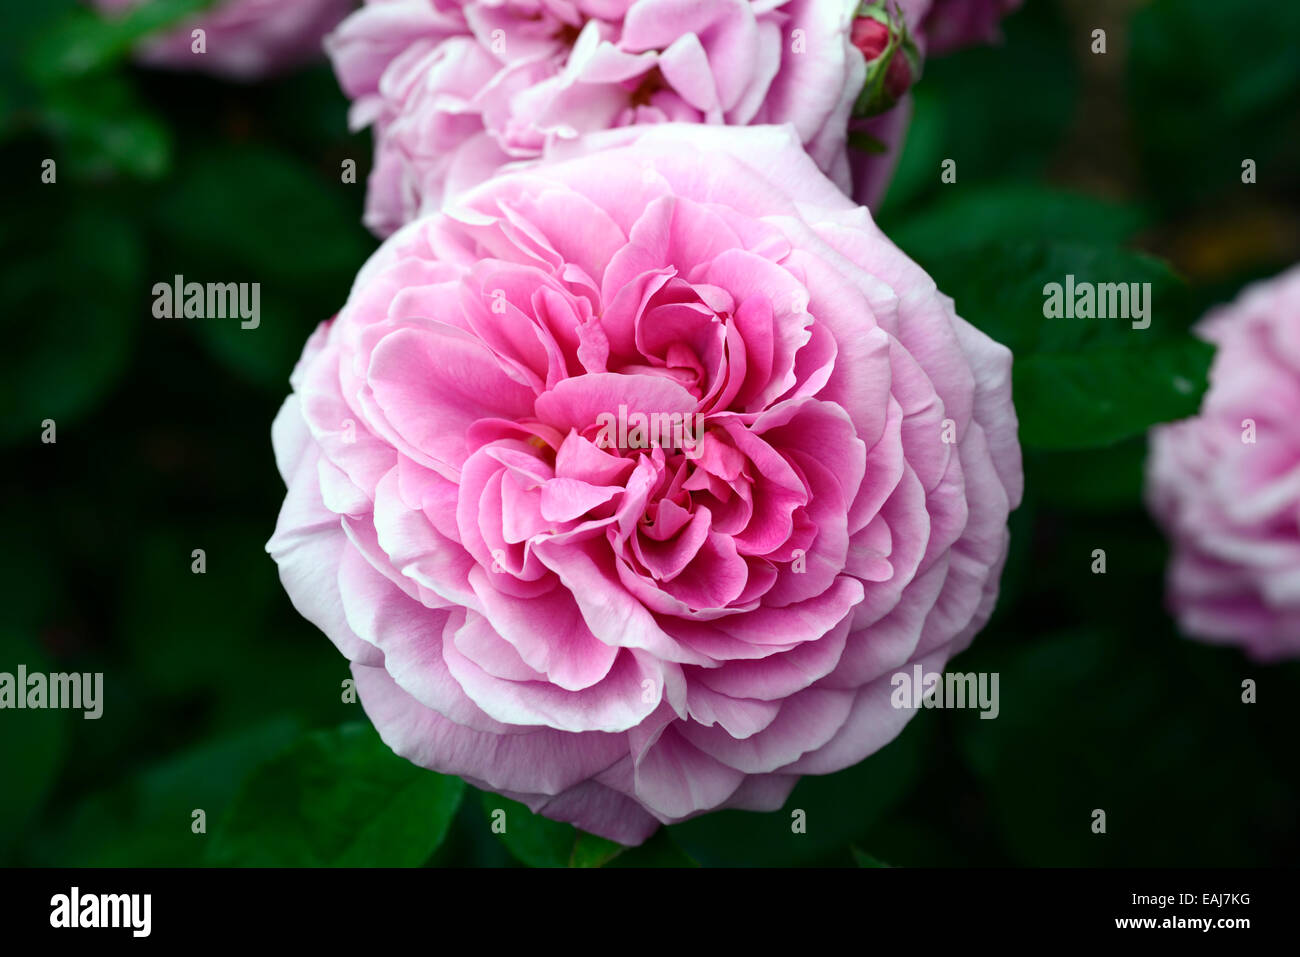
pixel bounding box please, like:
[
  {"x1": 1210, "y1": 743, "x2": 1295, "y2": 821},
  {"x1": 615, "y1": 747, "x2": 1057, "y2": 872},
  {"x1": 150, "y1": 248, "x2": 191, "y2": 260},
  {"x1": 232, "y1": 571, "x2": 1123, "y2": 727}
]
[{"x1": 2, "y1": 0, "x2": 1298, "y2": 867}]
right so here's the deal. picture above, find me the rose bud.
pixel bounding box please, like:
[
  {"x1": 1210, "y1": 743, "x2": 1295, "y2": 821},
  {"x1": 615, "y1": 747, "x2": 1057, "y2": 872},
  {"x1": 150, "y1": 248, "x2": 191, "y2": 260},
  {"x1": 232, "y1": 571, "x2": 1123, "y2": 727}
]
[{"x1": 850, "y1": 1, "x2": 920, "y2": 118}]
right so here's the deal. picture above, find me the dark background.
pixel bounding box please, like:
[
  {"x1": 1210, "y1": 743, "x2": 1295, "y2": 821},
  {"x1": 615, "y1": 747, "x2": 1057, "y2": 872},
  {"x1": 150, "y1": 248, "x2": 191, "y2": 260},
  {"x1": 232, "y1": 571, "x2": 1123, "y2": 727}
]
[{"x1": 2, "y1": 0, "x2": 1298, "y2": 867}]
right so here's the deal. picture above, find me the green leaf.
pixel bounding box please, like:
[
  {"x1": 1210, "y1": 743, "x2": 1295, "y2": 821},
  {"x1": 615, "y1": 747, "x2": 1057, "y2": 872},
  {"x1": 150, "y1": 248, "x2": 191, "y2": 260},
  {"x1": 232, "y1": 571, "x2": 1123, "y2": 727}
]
[
  {"x1": 26, "y1": 0, "x2": 216, "y2": 84},
  {"x1": 606, "y1": 829, "x2": 698, "y2": 868},
  {"x1": 208, "y1": 723, "x2": 464, "y2": 866},
  {"x1": 154, "y1": 146, "x2": 371, "y2": 282},
  {"x1": 0, "y1": 631, "x2": 69, "y2": 855},
  {"x1": 120, "y1": 526, "x2": 277, "y2": 695},
  {"x1": 921, "y1": 240, "x2": 1194, "y2": 357},
  {"x1": 1129, "y1": 0, "x2": 1300, "y2": 210},
  {"x1": 27, "y1": 720, "x2": 300, "y2": 867},
  {"x1": 40, "y1": 72, "x2": 171, "y2": 179},
  {"x1": 0, "y1": 200, "x2": 140, "y2": 445},
  {"x1": 669, "y1": 713, "x2": 933, "y2": 866},
  {"x1": 1026, "y1": 440, "x2": 1148, "y2": 511},
  {"x1": 850, "y1": 846, "x2": 890, "y2": 868},
  {"x1": 879, "y1": 0, "x2": 1076, "y2": 215},
  {"x1": 476, "y1": 793, "x2": 694, "y2": 867},
  {"x1": 1014, "y1": 338, "x2": 1214, "y2": 450},
  {"x1": 425, "y1": 788, "x2": 518, "y2": 867},
  {"x1": 882, "y1": 185, "x2": 1148, "y2": 263},
  {"x1": 186, "y1": 286, "x2": 323, "y2": 390},
  {"x1": 151, "y1": 146, "x2": 373, "y2": 388},
  {"x1": 920, "y1": 238, "x2": 1210, "y2": 452},
  {"x1": 479, "y1": 793, "x2": 575, "y2": 868},
  {"x1": 957, "y1": 629, "x2": 1294, "y2": 865},
  {"x1": 569, "y1": 832, "x2": 625, "y2": 868},
  {"x1": 0, "y1": 0, "x2": 76, "y2": 119}
]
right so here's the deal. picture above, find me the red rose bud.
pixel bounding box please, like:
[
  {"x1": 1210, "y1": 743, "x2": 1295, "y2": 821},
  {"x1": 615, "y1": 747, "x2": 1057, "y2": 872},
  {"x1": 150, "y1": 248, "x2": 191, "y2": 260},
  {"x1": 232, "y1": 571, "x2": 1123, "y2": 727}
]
[
  {"x1": 851, "y1": 2, "x2": 919, "y2": 118},
  {"x1": 850, "y1": 16, "x2": 890, "y2": 61}
]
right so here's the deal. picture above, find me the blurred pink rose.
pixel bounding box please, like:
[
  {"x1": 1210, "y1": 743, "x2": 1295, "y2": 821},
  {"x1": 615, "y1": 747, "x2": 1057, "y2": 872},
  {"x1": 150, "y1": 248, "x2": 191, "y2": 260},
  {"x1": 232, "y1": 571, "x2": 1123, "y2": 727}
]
[
  {"x1": 1147, "y1": 265, "x2": 1300, "y2": 662},
  {"x1": 329, "y1": 0, "x2": 881, "y2": 234},
  {"x1": 921, "y1": 0, "x2": 1021, "y2": 56},
  {"x1": 267, "y1": 124, "x2": 1022, "y2": 843},
  {"x1": 329, "y1": 0, "x2": 1024, "y2": 236},
  {"x1": 91, "y1": 0, "x2": 355, "y2": 81}
]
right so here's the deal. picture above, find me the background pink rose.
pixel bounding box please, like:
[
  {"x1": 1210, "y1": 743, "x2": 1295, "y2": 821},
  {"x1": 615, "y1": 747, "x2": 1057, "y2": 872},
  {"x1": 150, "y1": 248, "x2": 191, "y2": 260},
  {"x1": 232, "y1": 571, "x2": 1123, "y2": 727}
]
[
  {"x1": 329, "y1": 0, "x2": 875, "y2": 234},
  {"x1": 329, "y1": 0, "x2": 1024, "y2": 237},
  {"x1": 1147, "y1": 265, "x2": 1300, "y2": 662},
  {"x1": 267, "y1": 123, "x2": 1022, "y2": 843},
  {"x1": 921, "y1": 0, "x2": 1022, "y2": 56},
  {"x1": 91, "y1": 0, "x2": 355, "y2": 81}
]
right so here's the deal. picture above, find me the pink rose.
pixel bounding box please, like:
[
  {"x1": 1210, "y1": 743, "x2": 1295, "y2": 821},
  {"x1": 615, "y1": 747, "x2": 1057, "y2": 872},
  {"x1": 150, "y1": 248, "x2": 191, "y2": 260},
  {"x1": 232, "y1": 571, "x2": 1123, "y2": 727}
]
[
  {"x1": 91, "y1": 0, "x2": 355, "y2": 81},
  {"x1": 921, "y1": 0, "x2": 1022, "y2": 56},
  {"x1": 328, "y1": 0, "x2": 883, "y2": 235},
  {"x1": 1147, "y1": 265, "x2": 1300, "y2": 662},
  {"x1": 267, "y1": 124, "x2": 1023, "y2": 844}
]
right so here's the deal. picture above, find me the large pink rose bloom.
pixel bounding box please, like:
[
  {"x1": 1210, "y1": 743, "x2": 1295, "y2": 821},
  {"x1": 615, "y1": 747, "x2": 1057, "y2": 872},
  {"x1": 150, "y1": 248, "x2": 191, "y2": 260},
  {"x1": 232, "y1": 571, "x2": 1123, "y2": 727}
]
[
  {"x1": 1147, "y1": 265, "x2": 1300, "y2": 662},
  {"x1": 91, "y1": 0, "x2": 355, "y2": 81},
  {"x1": 268, "y1": 124, "x2": 1022, "y2": 843},
  {"x1": 329, "y1": 0, "x2": 878, "y2": 235}
]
